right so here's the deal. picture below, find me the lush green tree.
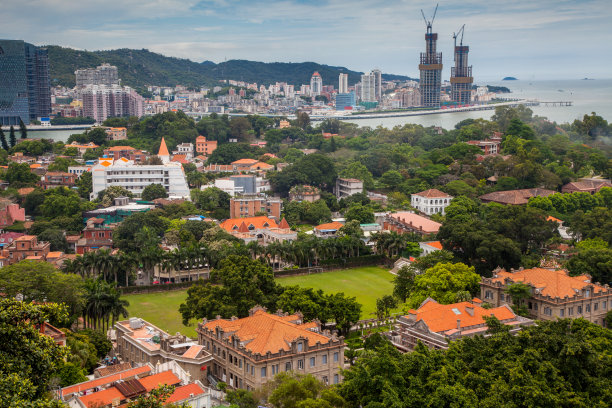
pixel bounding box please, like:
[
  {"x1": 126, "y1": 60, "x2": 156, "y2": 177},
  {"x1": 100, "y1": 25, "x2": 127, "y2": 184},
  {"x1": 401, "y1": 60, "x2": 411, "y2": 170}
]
[
  {"x1": 40, "y1": 187, "x2": 93, "y2": 219},
  {"x1": 206, "y1": 143, "x2": 255, "y2": 164},
  {"x1": 38, "y1": 228, "x2": 68, "y2": 252},
  {"x1": 380, "y1": 170, "x2": 404, "y2": 189},
  {"x1": 97, "y1": 185, "x2": 134, "y2": 207},
  {"x1": 339, "y1": 161, "x2": 374, "y2": 190},
  {"x1": 9, "y1": 125, "x2": 16, "y2": 147},
  {"x1": 344, "y1": 203, "x2": 374, "y2": 224},
  {"x1": 56, "y1": 361, "x2": 87, "y2": 387},
  {"x1": 48, "y1": 156, "x2": 79, "y2": 172},
  {"x1": 3, "y1": 162, "x2": 39, "y2": 187},
  {"x1": 505, "y1": 282, "x2": 532, "y2": 316},
  {"x1": 113, "y1": 211, "x2": 168, "y2": 252},
  {"x1": 375, "y1": 295, "x2": 398, "y2": 319},
  {"x1": 265, "y1": 372, "x2": 345, "y2": 408},
  {"x1": 127, "y1": 385, "x2": 188, "y2": 408},
  {"x1": 76, "y1": 171, "x2": 93, "y2": 199},
  {"x1": 141, "y1": 183, "x2": 168, "y2": 201},
  {"x1": 277, "y1": 286, "x2": 327, "y2": 323},
  {"x1": 566, "y1": 247, "x2": 612, "y2": 285},
  {"x1": 270, "y1": 154, "x2": 337, "y2": 195},
  {"x1": 0, "y1": 126, "x2": 8, "y2": 150},
  {"x1": 393, "y1": 264, "x2": 416, "y2": 303},
  {"x1": 326, "y1": 292, "x2": 361, "y2": 336},
  {"x1": 406, "y1": 262, "x2": 481, "y2": 308},
  {"x1": 569, "y1": 207, "x2": 612, "y2": 244},
  {"x1": 226, "y1": 389, "x2": 259, "y2": 408},
  {"x1": 23, "y1": 188, "x2": 46, "y2": 216},
  {"x1": 191, "y1": 187, "x2": 231, "y2": 219}
]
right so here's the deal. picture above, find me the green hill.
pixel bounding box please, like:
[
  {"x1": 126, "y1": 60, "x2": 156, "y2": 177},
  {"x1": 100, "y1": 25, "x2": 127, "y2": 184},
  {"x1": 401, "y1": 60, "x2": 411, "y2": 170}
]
[{"x1": 46, "y1": 46, "x2": 413, "y2": 90}]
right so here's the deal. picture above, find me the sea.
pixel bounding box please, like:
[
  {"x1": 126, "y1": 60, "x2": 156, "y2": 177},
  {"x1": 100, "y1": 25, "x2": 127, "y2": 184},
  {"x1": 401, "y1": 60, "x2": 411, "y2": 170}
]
[{"x1": 26, "y1": 79, "x2": 612, "y2": 142}]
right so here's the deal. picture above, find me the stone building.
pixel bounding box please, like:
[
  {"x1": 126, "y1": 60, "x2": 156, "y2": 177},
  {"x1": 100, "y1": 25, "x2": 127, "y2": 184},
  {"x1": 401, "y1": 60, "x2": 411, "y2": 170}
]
[
  {"x1": 480, "y1": 267, "x2": 612, "y2": 327},
  {"x1": 410, "y1": 189, "x2": 453, "y2": 215},
  {"x1": 197, "y1": 307, "x2": 345, "y2": 391}
]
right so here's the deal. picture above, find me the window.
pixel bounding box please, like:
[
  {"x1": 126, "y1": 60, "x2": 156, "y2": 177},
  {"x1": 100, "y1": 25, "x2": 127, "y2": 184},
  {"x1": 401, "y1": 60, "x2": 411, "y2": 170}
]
[
  {"x1": 251, "y1": 366, "x2": 254, "y2": 376},
  {"x1": 577, "y1": 306, "x2": 583, "y2": 314},
  {"x1": 297, "y1": 343, "x2": 303, "y2": 352},
  {"x1": 594, "y1": 302, "x2": 598, "y2": 311},
  {"x1": 322, "y1": 355, "x2": 328, "y2": 364},
  {"x1": 568, "y1": 307, "x2": 574, "y2": 316},
  {"x1": 500, "y1": 293, "x2": 505, "y2": 301},
  {"x1": 534, "y1": 303, "x2": 538, "y2": 311},
  {"x1": 239, "y1": 360, "x2": 242, "y2": 368},
  {"x1": 334, "y1": 374, "x2": 339, "y2": 384},
  {"x1": 285, "y1": 362, "x2": 292, "y2": 371},
  {"x1": 246, "y1": 363, "x2": 249, "y2": 373},
  {"x1": 603, "y1": 301, "x2": 607, "y2": 310},
  {"x1": 528, "y1": 302, "x2": 532, "y2": 310},
  {"x1": 586, "y1": 304, "x2": 591, "y2": 313},
  {"x1": 261, "y1": 367, "x2": 267, "y2": 378},
  {"x1": 323, "y1": 376, "x2": 328, "y2": 385},
  {"x1": 297, "y1": 360, "x2": 304, "y2": 370},
  {"x1": 333, "y1": 352, "x2": 339, "y2": 362},
  {"x1": 560, "y1": 309, "x2": 565, "y2": 317},
  {"x1": 310, "y1": 357, "x2": 315, "y2": 367},
  {"x1": 544, "y1": 307, "x2": 552, "y2": 316}
]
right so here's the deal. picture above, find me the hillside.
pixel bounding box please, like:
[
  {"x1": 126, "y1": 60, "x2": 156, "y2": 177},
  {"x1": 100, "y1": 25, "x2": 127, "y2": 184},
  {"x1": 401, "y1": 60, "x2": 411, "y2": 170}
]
[{"x1": 46, "y1": 46, "x2": 413, "y2": 89}]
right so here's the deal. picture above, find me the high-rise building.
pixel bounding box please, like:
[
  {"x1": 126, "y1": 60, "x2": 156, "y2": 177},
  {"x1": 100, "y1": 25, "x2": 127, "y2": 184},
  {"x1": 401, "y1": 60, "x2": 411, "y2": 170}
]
[
  {"x1": 338, "y1": 73, "x2": 348, "y2": 94},
  {"x1": 82, "y1": 85, "x2": 144, "y2": 122},
  {"x1": 419, "y1": 8, "x2": 443, "y2": 107},
  {"x1": 0, "y1": 39, "x2": 50, "y2": 125},
  {"x1": 310, "y1": 72, "x2": 322, "y2": 97},
  {"x1": 75, "y1": 63, "x2": 120, "y2": 88},
  {"x1": 335, "y1": 92, "x2": 355, "y2": 111},
  {"x1": 371, "y1": 69, "x2": 382, "y2": 102},
  {"x1": 450, "y1": 26, "x2": 473, "y2": 104},
  {"x1": 360, "y1": 73, "x2": 376, "y2": 103}
]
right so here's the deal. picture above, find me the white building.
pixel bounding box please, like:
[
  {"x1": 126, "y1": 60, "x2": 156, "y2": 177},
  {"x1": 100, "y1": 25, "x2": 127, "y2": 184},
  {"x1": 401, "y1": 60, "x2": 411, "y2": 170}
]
[
  {"x1": 336, "y1": 178, "x2": 364, "y2": 199},
  {"x1": 310, "y1": 72, "x2": 322, "y2": 97},
  {"x1": 360, "y1": 73, "x2": 376, "y2": 103},
  {"x1": 68, "y1": 166, "x2": 91, "y2": 177},
  {"x1": 172, "y1": 142, "x2": 194, "y2": 160},
  {"x1": 411, "y1": 189, "x2": 453, "y2": 215},
  {"x1": 338, "y1": 73, "x2": 348, "y2": 94},
  {"x1": 371, "y1": 68, "x2": 382, "y2": 102}
]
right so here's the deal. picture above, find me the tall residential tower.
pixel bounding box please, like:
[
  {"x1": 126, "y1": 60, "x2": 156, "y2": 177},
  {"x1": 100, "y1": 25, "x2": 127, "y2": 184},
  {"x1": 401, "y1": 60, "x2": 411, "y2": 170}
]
[
  {"x1": 338, "y1": 73, "x2": 348, "y2": 94},
  {"x1": 418, "y1": 6, "x2": 443, "y2": 107},
  {"x1": 310, "y1": 72, "x2": 322, "y2": 96},
  {"x1": 450, "y1": 25, "x2": 473, "y2": 104}
]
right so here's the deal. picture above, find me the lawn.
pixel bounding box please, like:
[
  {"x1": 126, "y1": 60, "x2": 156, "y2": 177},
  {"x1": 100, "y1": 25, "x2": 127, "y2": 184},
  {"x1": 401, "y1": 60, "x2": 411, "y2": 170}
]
[
  {"x1": 123, "y1": 266, "x2": 396, "y2": 338},
  {"x1": 277, "y1": 266, "x2": 395, "y2": 319}
]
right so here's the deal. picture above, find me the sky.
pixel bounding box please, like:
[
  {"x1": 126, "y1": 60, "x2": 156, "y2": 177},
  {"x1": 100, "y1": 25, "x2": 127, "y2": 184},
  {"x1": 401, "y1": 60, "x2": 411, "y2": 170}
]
[{"x1": 2, "y1": 0, "x2": 611, "y2": 81}]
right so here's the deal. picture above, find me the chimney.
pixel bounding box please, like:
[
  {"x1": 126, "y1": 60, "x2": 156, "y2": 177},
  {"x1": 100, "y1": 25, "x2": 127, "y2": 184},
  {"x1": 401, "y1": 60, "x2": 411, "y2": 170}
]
[{"x1": 456, "y1": 319, "x2": 461, "y2": 330}]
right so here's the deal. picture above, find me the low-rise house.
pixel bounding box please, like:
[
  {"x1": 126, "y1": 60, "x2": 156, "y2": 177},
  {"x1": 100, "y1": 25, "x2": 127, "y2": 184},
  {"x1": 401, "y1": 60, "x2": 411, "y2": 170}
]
[
  {"x1": 76, "y1": 218, "x2": 113, "y2": 254},
  {"x1": 335, "y1": 178, "x2": 363, "y2": 199},
  {"x1": 479, "y1": 188, "x2": 555, "y2": 205},
  {"x1": 195, "y1": 136, "x2": 218, "y2": 156},
  {"x1": 0, "y1": 232, "x2": 25, "y2": 248},
  {"x1": 289, "y1": 185, "x2": 321, "y2": 202},
  {"x1": 481, "y1": 267, "x2": 612, "y2": 327},
  {"x1": 313, "y1": 221, "x2": 344, "y2": 238},
  {"x1": 220, "y1": 216, "x2": 283, "y2": 242},
  {"x1": 411, "y1": 189, "x2": 453, "y2": 215},
  {"x1": 262, "y1": 219, "x2": 298, "y2": 244},
  {"x1": 172, "y1": 142, "x2": 194, "y2": 160},
  {"x1": 390, "y1": 298, "x2": 533, "y2": 351},
  {"x1": 104, "y1": 127, "x2": 127, "y2": 141},
  {"x1": 41, "y1": 172, "x2": 77, "y2": 190},
  {"x1": 384, "y1": 212, "x2": 441, "y2": 236},
  {"x1": 466, "y1": 137, "x2": 501, "y2": 155},
  {"x1": 561, "y1": 179, "x2": 612, "y2": 194},
  {"x1": 65, "y1": 141, "x2": 99, "y2": 157},
  {"x1": 102, "y1": 146, "x2": 148, "y2": 163},
  {"x1": 419, "y1": 240, "x2": 442, "y2": 255},
  {"x1": 0, "y1": 199, "x2": 25, "y2": 227},
  {"x1": 198, "y1": 306, "x2": 345, "y2": 390},
  {"x1": 0, "y1": 236, "x2": 51, "y2": 265}
]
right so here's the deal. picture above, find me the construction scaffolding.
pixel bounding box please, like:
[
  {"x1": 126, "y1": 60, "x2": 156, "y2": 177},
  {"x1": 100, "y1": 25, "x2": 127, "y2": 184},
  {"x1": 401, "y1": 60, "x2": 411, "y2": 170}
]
[
  {"x1": 450, "y1": 25, "x2": 473, "y2": 104},
  {"x1": 419, "y1": 5, "x2": 443, "y2": 107}
]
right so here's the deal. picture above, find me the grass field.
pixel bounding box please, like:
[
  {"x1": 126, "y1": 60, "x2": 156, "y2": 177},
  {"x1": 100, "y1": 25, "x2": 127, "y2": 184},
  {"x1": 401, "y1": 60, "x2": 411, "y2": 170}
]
[{"x1": 123, "y1": 266, "x2": 395, "y2": 338}]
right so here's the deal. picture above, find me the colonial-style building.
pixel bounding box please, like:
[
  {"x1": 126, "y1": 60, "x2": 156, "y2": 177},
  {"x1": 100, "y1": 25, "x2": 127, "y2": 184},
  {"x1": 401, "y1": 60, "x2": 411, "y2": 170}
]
[
  {"x1": 480, "y1": 267, "x2": 612, "y2": 327},
  {"x1": 229, "y1": 195, "x2": 282, "y2": 220},
  {"x1": 41, "y1": 172, "x2": 77, "y2": 190},
  {"x1": 479, "y1": 188, "x2": 555, "y2": 205},
  {"x1": 410, "y1": 189, "x2": 453, "y2": 215},
  {"x1": 390, "y1": 298, "x2": 533, "y2": 351},
  {"x1": 195, "y1": 136, "x2": 218, "y2": 156},
  {"x1": 561, "y1": 179, "x2": 612, "y2": 194},
  {"x1": 384, "y1": 212, "x2": 441, "y2": 236},
  {"x1": 197, "y1": 307, "x2": 345, "y2": 391}
]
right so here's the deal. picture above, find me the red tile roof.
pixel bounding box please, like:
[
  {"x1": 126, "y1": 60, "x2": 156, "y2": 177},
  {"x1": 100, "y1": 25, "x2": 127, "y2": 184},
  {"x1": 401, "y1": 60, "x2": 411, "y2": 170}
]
[
  {"x1": 389, "y1": 212, "x2": 441, "y2": 234},
  {"x1": 166, "y1": 383, "x2": 206, "y2": 404},
  {"x1": 315, "y1": 221, "x2": 344, "y2": 231},
  {"x1": 232, "y1": 158, "x2": 259, "y2": 165},
  {"x1": 479, "y1": 188, "x2": 555, "y2": 205},
  {"x1": 61, "y1": 365, "x2": 151, "y2": 397},
  {"x1": 138, "y1": 370, "x2": 180, "y2": 392},
  {"x1": 413, "y1": 189, "x2": 452, "y2": 198},
  {"x1": 220, "y1": 216, "x2": 279, "y2": 232},
  {"x1": 78, "y1": 387, "x2": 124, "y2": 408}
]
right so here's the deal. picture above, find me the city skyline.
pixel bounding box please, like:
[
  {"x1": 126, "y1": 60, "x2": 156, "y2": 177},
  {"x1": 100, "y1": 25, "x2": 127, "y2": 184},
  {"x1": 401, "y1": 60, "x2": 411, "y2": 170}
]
[{"x1": 2, "y1": 1, "x2": 611, "y2": 81}]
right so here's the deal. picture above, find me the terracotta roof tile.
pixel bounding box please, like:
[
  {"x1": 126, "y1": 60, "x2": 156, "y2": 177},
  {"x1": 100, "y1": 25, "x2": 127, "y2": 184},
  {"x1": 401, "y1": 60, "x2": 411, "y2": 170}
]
[
  {"x1": 182, "y1": 345, "x2": 204, "y2": 359},
  {"x1": 315, "y1": 221, "x2": 344, "y2": 231},
  {"x1": 61, "y1": 365, "x2": 151, "y2": 397},
  {"x1": 389, "y1": 212, "x2": 441, "y2": 234},
  {"x1": 78, "y1": 387, "x2": 124, "y2": 408},
  {"x1": 413, "y1": 189, "x2": 452, "y2": 198},
  {"x1": 166, "y1": 383, "x2": 206, "y2": 404},
  {"x1": 138, "y1": 371, "x2": 180, "y2": 392},
  {"x1": 479, "y1": 188, "x2": 555, "y2": 205},
  {"x1": 232, "y1": 158, "x2": 259, "y2": 165},
  {"x1": 220, "y1": 216, "x2": 279, "y2": 232}
]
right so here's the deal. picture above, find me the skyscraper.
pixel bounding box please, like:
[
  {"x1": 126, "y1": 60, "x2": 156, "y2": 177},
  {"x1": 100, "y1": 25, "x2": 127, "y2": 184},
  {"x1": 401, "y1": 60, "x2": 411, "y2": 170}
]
[
  {"x1": 310, "y1": 72, "x2": 322, "y2": 97},
  {"x1": 81, "y1": 85, "x2": 144, "y2": 123},
  {"x1": 419, "y1": 7, "x2": 443, "y2": 107},
  {"x1": 450, "y1": 26, "x2": 473, "y2": 104},
  {"x1": 338, "y1": 73, "x2": 348, "y2": 94},
  {"x1": 0, "y1": 39, "x2": 50, "y2": 125},
  {"x1": 371, "y1": 68, "x2": 382, "y2": 102},
  {"x1": 360, "y1": 72, "x2": 376, "y2": 103},
  {"x1": 75, "y1": 63, "x2": 120, "y2": 88}
]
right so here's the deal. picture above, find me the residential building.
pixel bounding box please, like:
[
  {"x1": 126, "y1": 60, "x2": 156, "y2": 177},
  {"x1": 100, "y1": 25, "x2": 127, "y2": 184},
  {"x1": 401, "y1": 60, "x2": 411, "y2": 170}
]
[
  {"x1": 419, "y1": 240, "x2": 442, "y2": 255},
  {"x1": 219, "y1": 216, "x2": 296, "y2": 244},
  {"x1": 289, "y1": 185, "x2": 321, "y2": 202},
  {"x1": 371, "y1": 69, "x2": 382, "y2": 102},
  {"x1": 313, "y1": 221, "x2": 344, "y2": 239},
  {"x1": 172, "y1": 142, "x2": 194, "y2": 161},
  {"x1": 68, "y1": 166, "x2": 91, "y2": 177},
  {"x1": 195, "y1": 136, "x2": 218, "y2": 156},
  {"x1": 419, "y1": 20, "x2": 443, "y2": 107},
  {"x1": 230, "y1": 158, "x2": 274, "y2": 173},
  {"x1": 75, "y1": 218, "x2": 113, "y2": 254},
  {"x1": 360, "y1": 72, "x2": 376, "y2": 103},
  {"x1": 102, "y1": 146, "x2": 148, "y2": 163},
  {"x1": 390, "y1": 298, "x2": 533, "y2": 351},
  {"x1": 335, "y1": 178, "x2": 363, "y2": 199},
  {"x1": 561, "y1": 179, "x2": 612, "y2": 194},
  {"x1": 310, "y1": 72, "x2": 322, "y2": 97},
  {"x1": 41, "y1": 172, "x2": 77, "y2": 190},
  {"x1": 91, "y1": 157, "x2": 190, "y2": 199},
  {"x1": 335, "y1": 92, "x2": 355, "y2": 111},
  {"x1": 481, "y1": 267, "x2": 612, "y2": 327},
  {"x1": 467, "y1": 138, "x2": 501, "y2": 155},
  {"x1": 0, "y1": 235, "x2": 50, "y2": 264},
  {"x1": 261, "y1": 218, "x2": 298, "y2": 244},
  {"x1": 104, "y1": 127, "x2": 127, "y2": 141},
  {"x1": 75, "y1": 63, "x2": 119, "y2": 88},
  {"x1": 479, "y1": 188, "x2": 556, "y2": 205},
  {"x1": 197, "y1": 306, "x2": 345, "y2": 390},
  {"x1": 81, "y1": 84, "x2": 144, "y2": 123},
  {"x1": 338, "y1": 73, "x2": 348, "y2": 94},
  {"x1": 213, "y1": 174, "x2": 257, "y2": 196},
  {"x1": 0, "y1": 40, "x2": 51, "y2": 125},
  {"x1": 0, "y1": 199, "x2": 25, "y2": 227},
  {"x1": 0, "y1": 232, "x2": 25, "y2": 249},
  {"x1": 229, "y1": 195, "x2": 282, "y2": 219},
  {"x1": 411, "y1": 189, "x2": 453, "y2": 215},
  {"x1": 64, "y1": 141, "x2": 99, "y2": 157},
  {"x1": 384, "y1": 212, "x2": 442, "y2": 236}
]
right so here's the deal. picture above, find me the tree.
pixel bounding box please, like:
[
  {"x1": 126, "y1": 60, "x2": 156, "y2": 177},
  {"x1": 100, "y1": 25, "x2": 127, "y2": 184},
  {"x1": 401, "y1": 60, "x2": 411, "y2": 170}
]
[
  {"x1": 344, "y1": 203, "x2": 374, "y2": 224},
  {"x1": 265, "y1": 372, "x2": 345, "y2": 408},
  {"x1": 326, "y1": 292, "x2": 361, "y2": 336},
  {"x1": 380, "y1": 170, "x2": 404, "y2": 189},
  {"x1": 97, "y1": 185, "x2": 134, "y2": 207},
  {"x1": 566, "y1": 247, "x2": 612, "y2": 285},
  {"x1": 127, "y1": 385, "x2": 188, "y2": 408},
  {"x1": 339, "y1": 161, "x2": 374, "y2": 190},
  {"x1": 277, "y1": 286, "x2": 327, "y2": 323},
  {"x1": 38, "y1": 228, "x2": 68, "y2": 252},
  {"x1": 3, "y1": 162, "x2": 39, "y2": 187},
  {"x1": 226, "y1": 389, "x2": 259, "y2": 408},
  {"x1": 296, "y1": 111, "x2": 310, "y2": 130},
  {"x1": 0, "y1": 299, "x2": 68, "y2": 405},
  {"x1": 77, "y1": 171, "x2": 93, "y2": 199},
  {"x1": 505, "y1": 282, "x2": 532, "y2": 316},
  {"x1": 9, "y1": 125, "x2": 16, "y2": 148},
  {"x1": 0, "y1": 126, "x2": 8, "y2": 150},
  {"x1": 206, "y1": 143, "x2": 255, "y2": 164},
  {"x1": 141, "y1": 183, "x2": 168, "y2": 201},
  {"x1": 393, "y1": 264, "x2": 416, "y2": 302},
  {"x1": 406, "y1": 262, "x2": 481, "y2": 308},
  {"x1": 375, "y1": 295, "x2": 398, "y2": 320},
  {"x1": 230, "y1": 117, "x2": 252, "y2": 142}
]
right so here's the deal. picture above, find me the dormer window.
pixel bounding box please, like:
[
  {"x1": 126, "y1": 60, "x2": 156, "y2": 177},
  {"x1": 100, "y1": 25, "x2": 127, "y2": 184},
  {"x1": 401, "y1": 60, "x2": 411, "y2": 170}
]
[
  {"x1": 585, "y1": 289, "x2": 591, "y2": 298},
  {"x1": 297, "y1": 342, "x2": 303, "y2": 352}
]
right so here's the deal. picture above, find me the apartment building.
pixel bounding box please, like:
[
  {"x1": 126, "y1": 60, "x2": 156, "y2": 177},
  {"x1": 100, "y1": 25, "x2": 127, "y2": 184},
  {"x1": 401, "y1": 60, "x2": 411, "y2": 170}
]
[
  {"x1": 390, "y1": 298, "x2": 533, "y2": 351},
  {"x1": 0, "y1": 199, "x2": 25, "y2": 227},
  {"x1": 289, "y1": 185, "x2": 321, "y2": 202},
  {"x1": 229, "y1": 195, "x2": 282, "y2": 220},
  {"x1": 102, "y1": 146, "x2": 148, "y2": 162},
  {"x1": 335, "y1": 178, "x2": 363, "y2": 199},
  {"x1": 195, "y1": 136, "x2": 218, "y2": 156},
  {"x1": 41, "y1": 172, "x2": 77, "y2": 190},
  {"x1": 75, "y1": 217, "x2": 113, "y2": 254},
  {"x1": 410, "y1": 189, "x2": 453, "y2": 215},
  {"x1": 481, "y1": 267, "x2": 612, "y2": 327},
  {"x1": 105, "y1": 127, "x2": 127, "y2": 141},
  {"x1": 0, "y1": 235, "x2": 51, "y2": 264},
  {"x1": 197, "y1": 307, "x2": 345, "y2": 391}
]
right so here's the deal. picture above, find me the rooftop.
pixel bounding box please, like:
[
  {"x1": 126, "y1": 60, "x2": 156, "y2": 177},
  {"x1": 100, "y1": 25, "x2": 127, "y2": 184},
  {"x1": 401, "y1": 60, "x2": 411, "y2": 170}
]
[
  {"x1": 315, "y1": 221, "x2": 344, "y2": 231},
  {"x1": 389, "y1": 212, "x2": 442, "y2": 234},
  {"x1": 413, "y1": 189, "x2": 452, "y2": 198},
  {"x1": 220, "y1": 216, "x2": 279, "y2": 232},
  {"x1": 479, "y1": 188, "x2": 555, "y2": 205}
]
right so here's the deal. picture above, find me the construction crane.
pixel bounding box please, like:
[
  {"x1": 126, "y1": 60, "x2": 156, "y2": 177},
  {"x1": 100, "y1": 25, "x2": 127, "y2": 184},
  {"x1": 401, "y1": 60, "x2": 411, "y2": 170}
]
[
  {"x1": 453, "y1": 24, "x2": 466, "y2": 48},
  {"x1": 421, "y1": 3, "x2": 438, "y2": 34}
]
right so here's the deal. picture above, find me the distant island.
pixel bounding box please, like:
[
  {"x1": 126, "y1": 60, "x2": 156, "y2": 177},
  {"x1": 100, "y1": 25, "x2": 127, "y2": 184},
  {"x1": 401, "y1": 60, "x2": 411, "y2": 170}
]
[
  {"x1": 502, "y1": 77, "x2": 518, "y2": 81},
  {"x1": 486, "y1": 85, "x2": 511, "y2": 93},
  {"x1": 582, "y1": 78, "x2": 594, "y2": 80}
]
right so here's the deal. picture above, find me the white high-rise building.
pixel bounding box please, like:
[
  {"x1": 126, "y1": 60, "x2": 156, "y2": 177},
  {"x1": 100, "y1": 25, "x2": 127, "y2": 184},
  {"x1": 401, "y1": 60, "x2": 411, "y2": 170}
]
[
  {"x1": 371, "y1": 68, "x2": 382, "y2": 102},
  {"x1": 360, "y1": 73, "x2": 376, "y2": 102},
  {"x1": 338, "y1": 73, "x2": 348, "y2": 94},
  {"x1": 310, "y1": 72, "x2": 322, "y2": 97}
]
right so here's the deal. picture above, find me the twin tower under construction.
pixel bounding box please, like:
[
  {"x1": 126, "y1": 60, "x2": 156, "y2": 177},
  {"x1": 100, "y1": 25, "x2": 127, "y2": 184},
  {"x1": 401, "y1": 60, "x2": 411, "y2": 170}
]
[{"x1": 419, "y1": 5, "x2": 473, "y2": 107}]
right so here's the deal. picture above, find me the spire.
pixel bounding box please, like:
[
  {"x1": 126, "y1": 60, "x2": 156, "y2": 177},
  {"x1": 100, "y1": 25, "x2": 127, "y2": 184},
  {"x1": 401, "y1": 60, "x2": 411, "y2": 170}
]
[
  {"x1": 279, "y1": 218, "x2": 290, "y2": 229},
  {"x1": 158, "y1": 137, "x2": 170, "y2": 163}
]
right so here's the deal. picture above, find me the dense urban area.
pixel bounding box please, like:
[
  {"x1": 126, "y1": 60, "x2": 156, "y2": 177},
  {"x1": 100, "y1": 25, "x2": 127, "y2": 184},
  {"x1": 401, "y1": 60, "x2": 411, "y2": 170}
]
[{"x1": 1, "y1": 11, "x2": 612, "y2": 408}]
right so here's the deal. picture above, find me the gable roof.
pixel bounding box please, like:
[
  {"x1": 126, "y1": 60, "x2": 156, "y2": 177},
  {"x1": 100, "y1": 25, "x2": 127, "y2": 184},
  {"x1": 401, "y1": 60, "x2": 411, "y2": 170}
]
[
  {"x1": 279, "y1": 218, "x2": 290, "y2": 229},
  {"x1": 78, "y1": 386, "x2": 124, "y2": 408},
  {"x1": 203, "y1": 309, "x2": 332, "y2": 355},
  {"x1": 166, "y1": 383, "x2": 206, "y2": 404},
  {"x1": 562, "y1": 180, "x2": 612, "y2": 191},
  {"x1": 232, "y1": 158, "x2": 259, "y2": 165},
  {"x1": 413, "y1": 189, "x2": 452, "y2": 198},
  {"x1": 479, "y1": 188, "x2": 555, "y2": 205},
  {"x1": 389, "y1": 212, "x2": 442, "y2": 234},
  {"x1": 138, "y1": 370, "x2": 180, "y2": 392},
  {"x1": 61, "y1": 365, "x2": 151, "y2": 397},
  {"x1": 490, "y1": 267, "x2": 607, "y2": 298},
  {"x1": 315, "y1": 221, "x2": 344, "y2": 231},
  {"x1": 220, "y1": 216, "x2": 279, "y2": 232}
]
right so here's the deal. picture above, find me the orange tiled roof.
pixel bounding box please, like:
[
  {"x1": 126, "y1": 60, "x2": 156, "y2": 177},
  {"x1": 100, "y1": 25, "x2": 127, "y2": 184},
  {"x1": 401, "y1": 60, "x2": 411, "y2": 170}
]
[
  {"x1": 250, "y1": 161, "x2": 274, "y2": 170},
  {"x1": 78, "y1": 387, "x2": 124, "y2": 408},
  {"x1": 138, "y1": 370, "x2": 180, "y2": 392},
  {"x1": 389, "y1": 212, "x2": 442, "y2": 234},
  {"x1": 30, "y1": 163, "x2": 42, "y2": 169},
  {"x1": 279, "y1": 218, "x2": 290, "y2": 229},
  {"x1": 232, "y1": 158, "x2": 259, "y2": 165},
  {"x1": 46, "y1": 251, "x2": 63, "y2": 258},
  {"x1": 106, "y1": 146, "x2": 136, "y2": 151},
  {"x1": 220, "y1": 216, "x2": 279, "y2": 232},
  {"x1": 413, "y1": 188, "x2": 452, "y2": 198},
  {"x1": 424, "y1": 241, "x2": 443, "y2": 250},
  {"x1": 61, "y1": 365, "x2": 151, "y2": 397},
  {"x1": 166, "y1": 383, "x2": 206, "y2": 404},
  {"x1": 490, "y1": 268, "x2": 607, "y2": 298},
  {"x1": 203, "y1": 309, "x2": 331, "y2": 355},
  {"x1": 158, "y1": 137, "x2": 170, "y2": 157},
  {"x1": 547, "y1": 216, "x2": 562, "y2": 223},
  {"x1": 315, "y1": 221, "x2": 344, "y2": 231},
  {"x1": 181, "y1": 345, "x2": 204, "y2": 359},
  {"x1": 412, "y1": 298, "x2": 516, "y2": 334},
  {"x1": 18, "y1": 187, "x2": 35, "y2": 196}
]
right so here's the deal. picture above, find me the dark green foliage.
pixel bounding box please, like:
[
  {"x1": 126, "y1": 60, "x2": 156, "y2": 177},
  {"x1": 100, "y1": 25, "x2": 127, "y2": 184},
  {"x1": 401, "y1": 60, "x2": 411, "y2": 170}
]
[
  {"x1": 50, "y1": 116, "x2": 96, "y2": 125},
  {"x1": 270, "y1": 154, "x2": 337, "y2": 195},
  {"x1": 141, "y1": 183, "x2": 168, "y2": 201},
  {"x1": 9, "y1": 126, "x2": 16, "y2": 148},
  {"x1": 205, "y1": 143, "x2": 256, "y2": 164}
]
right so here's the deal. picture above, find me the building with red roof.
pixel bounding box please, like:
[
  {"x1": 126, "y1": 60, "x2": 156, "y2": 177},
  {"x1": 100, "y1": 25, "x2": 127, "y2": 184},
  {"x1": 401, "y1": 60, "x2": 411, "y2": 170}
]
[
  {"x1": 390, "y1": 298, "x2": 533, "y2": 351},
  {"x1": 481, "y1": 267, "x2": 612, "y2": 326},
  {"x1": 198, "y1": 306, "x2": 345, "y2": 390},
  {"x1": 384, "y1": 212, "x2": 441, "y2": 235},
  {"x1": 411, "y1": 189, "x2": 453, "y2": 215}
]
